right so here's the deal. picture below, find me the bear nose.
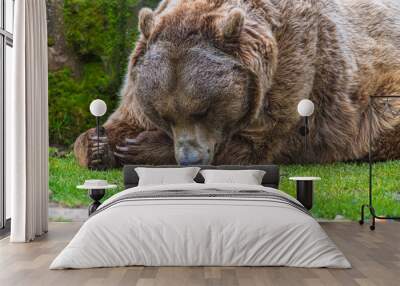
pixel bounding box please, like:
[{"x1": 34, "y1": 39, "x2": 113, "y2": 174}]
[
  {"x1": 175, "y1": 144, "x2": 208, "y2": 166},
  {"x1": 177, "y1": 145, "x2": 204, "y2": 166}
]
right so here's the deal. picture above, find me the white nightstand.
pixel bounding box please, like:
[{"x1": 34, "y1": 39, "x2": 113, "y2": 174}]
[{"x1": 77, "y1": 180, "x2": 117, "y2": 215}]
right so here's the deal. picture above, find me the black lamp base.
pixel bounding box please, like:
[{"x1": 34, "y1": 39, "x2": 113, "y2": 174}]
[
  {"x1": 88, "y1": 189, "x2": 105, "y2": 215},
  {"x1": 296, "y1": 180, "x2": 314, "y2": 210}
]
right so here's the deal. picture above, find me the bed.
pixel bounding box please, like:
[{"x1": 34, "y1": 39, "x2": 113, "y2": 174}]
[{"x1": 50, "y1": 165, "x2": 350, "y2": 269}]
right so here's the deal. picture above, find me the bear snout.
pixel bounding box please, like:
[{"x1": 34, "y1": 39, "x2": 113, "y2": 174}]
[{"x1": 175, "y1": 144, "x2": 211, "y2": 166}]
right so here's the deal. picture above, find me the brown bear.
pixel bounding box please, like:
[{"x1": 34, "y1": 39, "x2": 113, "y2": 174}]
[{"x1": 74, "y1": 0, "x2": 400, "y2": 169}]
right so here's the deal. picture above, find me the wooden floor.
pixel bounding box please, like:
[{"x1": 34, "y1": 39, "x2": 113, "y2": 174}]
[{"x1": 0, "y1": 222, "x2": 399, "y2": 286}]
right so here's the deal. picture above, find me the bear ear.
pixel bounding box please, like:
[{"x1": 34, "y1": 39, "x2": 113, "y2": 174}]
[
  {"x1": 139, "y1": 7, "x2": 154, "y2": 39},
  {"x1": 220, "y1": 8, "x2": 245, "y2": 39}
]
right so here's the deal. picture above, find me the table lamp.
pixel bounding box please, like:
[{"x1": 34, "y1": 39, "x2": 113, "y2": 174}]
[{"x1": 297, "y1": 99, "x2": 314, "y2": 154}]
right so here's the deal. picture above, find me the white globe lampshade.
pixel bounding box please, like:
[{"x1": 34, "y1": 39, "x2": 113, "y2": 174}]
[
  {"x1": 90, "y1": 99, "x2": 107, "y2": 117},
  {"x1": 297, "y1": 99, "x2": 315, "y2": 117}
]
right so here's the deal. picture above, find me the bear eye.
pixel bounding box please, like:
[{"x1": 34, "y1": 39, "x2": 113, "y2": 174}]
[
  {"x1": 161, "y1": 115, "x2": 175, "y2": 125},
  {"x1": 190, "y1": 109, "x2": 209, "y2": 121}
]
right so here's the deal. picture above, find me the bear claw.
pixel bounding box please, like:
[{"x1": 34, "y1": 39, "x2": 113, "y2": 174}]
[
  {"x1": 86, "y1": 127, "x2": 116, "y2": 169},
  {"x1": 111, "y1": 130, "x2": 175, "y2": 165},
  {"x1": 125, "y1": 138, "x2": 140, "y2": 145},
  {"x1": 115, "y1": 145, "x2": 130, "y2": 152}
]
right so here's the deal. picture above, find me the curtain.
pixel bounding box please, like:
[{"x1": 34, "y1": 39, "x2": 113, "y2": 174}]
[{"x1": 8, "y1": 0, "x2": 49, "y2": 242}]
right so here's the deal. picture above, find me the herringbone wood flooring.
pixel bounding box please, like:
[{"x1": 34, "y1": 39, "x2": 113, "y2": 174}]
[{"x1": 0, "y1": 222, "x2": 399, "y2": 286}]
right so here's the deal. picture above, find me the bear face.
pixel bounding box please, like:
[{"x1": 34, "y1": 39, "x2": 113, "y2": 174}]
[{"x1": 130, "y1": 4, "x2": 262, "y2": 165}]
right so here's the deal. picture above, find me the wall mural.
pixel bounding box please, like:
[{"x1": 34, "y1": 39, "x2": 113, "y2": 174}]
[
  {"x1": 48, "y1": 0, "x2": 400, "y2": 170},
  {"x1": 74, "y1": 0, "x2": 400, "y2": 169},
  {"x1": 47, "y1": 0, "x2": 400, "y2": 221}
]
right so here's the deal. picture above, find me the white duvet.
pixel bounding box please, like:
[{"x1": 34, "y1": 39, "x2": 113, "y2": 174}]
[{"x1": 50, "y1": 183, "x2": 351, "y2": 269}]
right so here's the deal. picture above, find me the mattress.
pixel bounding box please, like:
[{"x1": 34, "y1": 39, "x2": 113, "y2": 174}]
[{"x1": 50, "y1": 183, "x2": 351, "y2": 269}]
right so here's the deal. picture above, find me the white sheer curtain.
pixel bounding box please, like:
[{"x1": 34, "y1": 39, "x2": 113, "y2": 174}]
[{"x1": 8, "y1": 0, "x2": 49, "y2": 242}]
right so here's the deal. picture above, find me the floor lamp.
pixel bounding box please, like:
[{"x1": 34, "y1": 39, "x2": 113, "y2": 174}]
[
  {"x1": 290, "y1": 99, "x2": 318, "y2": 210},
  {"x1": 359, "y1": 95, "x2": 400, "y2": 230}
]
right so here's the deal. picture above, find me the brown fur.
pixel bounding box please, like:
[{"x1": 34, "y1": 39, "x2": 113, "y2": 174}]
[{"x1": 74, "y1": 0, "x2": 400, "y2": 168}]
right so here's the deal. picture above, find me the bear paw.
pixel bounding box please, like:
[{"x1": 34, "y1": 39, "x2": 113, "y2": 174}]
[
  {"x1": 74, "y1": 127, "x2": 116, "y2": 170},
  {"x1": 88, "y1": 127, "x2": 116, "y2": 170},
  {"x1": 114, "y1": 130, "x2": 176, "y2": 165}
]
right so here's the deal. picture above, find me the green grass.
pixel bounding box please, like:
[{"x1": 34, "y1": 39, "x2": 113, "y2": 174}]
[
  {"x1": 49, "y1": 152, "x2": 123, "y2": 207},
  {"x1": 49, "y1": 152, "x2": 400, "y2": 221},
  {"x1": 280, "y1": 162, "x2": 400, "y2": 220}
]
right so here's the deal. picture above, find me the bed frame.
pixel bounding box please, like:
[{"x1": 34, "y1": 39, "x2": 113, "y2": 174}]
[{"x1": 123, "y1": 165, "x2": 280, "y2": 189}]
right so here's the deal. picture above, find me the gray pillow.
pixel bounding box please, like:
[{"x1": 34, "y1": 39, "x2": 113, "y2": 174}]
[
  {"x1": 135, "y1": 167, "x2": 201, "y2": 186},
  {"x1": 200, "y1": 169, "x2": 266, "y2": 185}
]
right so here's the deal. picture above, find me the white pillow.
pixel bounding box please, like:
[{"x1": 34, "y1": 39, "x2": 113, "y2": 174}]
[
  {"x1": 135, "y1": 167, "x2": 201, "y2": 186},
  {"x1": 200, "y1": 169, "x2": 266, "y2": 185}
]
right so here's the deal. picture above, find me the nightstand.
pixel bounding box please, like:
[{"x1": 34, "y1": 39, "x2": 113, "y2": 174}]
[
  {"x1": 289, "y1": 177, "x2": 321, "y2": 210},
  {"x1": 77, "y1": 180, "x2": 117, "y2": 215}
]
